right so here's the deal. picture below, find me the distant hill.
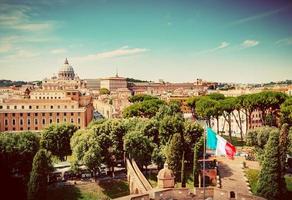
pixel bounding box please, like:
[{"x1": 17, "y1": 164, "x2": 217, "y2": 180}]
[
  {"x1": 0, "y1": 80, "x2": 27, "y2": 87},
  {"x1": 262, "y1": 80, "x2": 292, "y2": 86}
]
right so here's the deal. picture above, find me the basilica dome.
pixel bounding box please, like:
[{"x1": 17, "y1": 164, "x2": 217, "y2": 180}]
[{"x1": 58, "y1": 58, "x2": 75, "y2": 80}]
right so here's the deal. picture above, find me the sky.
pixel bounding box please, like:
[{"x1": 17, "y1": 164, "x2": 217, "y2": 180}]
[{"x1": 0, "y1": 0, "x2": 292, "y2": 83}]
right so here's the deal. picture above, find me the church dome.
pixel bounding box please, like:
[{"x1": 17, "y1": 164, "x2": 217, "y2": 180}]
[{"x1": 58, "y1": 58, "x2": 75, "y2": 80}]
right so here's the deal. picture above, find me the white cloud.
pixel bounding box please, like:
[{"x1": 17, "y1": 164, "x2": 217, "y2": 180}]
[
  {"x1": 51, "y1": 48, "x2": 67, "y2": 54},
  {"x1": 0, "y1": 4, "x2": 54, "y2": 31},
  {"x1": 241, "y1": 40, "x2": 259, "y2": 48},
  {"x1": 196, "y1": 41, "x2": 230, "y2": 55},
  {"x1": 229, "y1": 6, "x2": 290, "y2": 26},
  {"x1": 275, "y1": 37, "x2": 292, "y2": 46},
  {"x1": 73, "y1": 46, "x2": 149, "y2": 62}
]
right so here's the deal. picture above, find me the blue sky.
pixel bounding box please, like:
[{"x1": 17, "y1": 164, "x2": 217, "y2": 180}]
[{"x1": 0, "y1": 0, "x2": 292, "y2": 83}]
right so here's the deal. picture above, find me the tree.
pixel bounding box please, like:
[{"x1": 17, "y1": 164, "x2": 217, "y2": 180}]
[
  {"x1": 195, "y1": 97, "x2": 217, "y2": 126},
  {"x1": 280, "y1": 97, "x2": 292, "y2": 126},
  {"x1": 0, "y1": 132, "x2": 40, "y2": 199},
  {"x1": 123, "y1": 99, "x2": 165, "y2": 118},
  {"x1": 193, "y1": 136, "x2": 204, "y2": 187},
  {"x1": 256, "y1": 129, "x2": 286, "y2": 200},
  {"x1": 165, "y1": 133, "x2": 183, "y2": 180},
  {"x1": 279, "y1": 124, "x2": 289, "y2": 197},
  {"x1": 41, "y1": 124, "x2": 78, "y2": 161},
  {"x1": 220, "y1": 97, "x2": 236, "y2": 141},
  {"x1": 186, "y1": 96, "x2": 200, "y2": 119},
  {"x1": 27, "y1": 149, "x2": 52, "y2": 200},
  {"x1": 99, "y1": 87, "x2": 110, "y2": 95},
  {"x1": 70, "y1": 129, "x2": 102, "y2": 180},
  {"x1": 129, "y1": 94, "x2": 158, "y2": 103},
  {"x1": 124, "y1": 131, "x2": 154, "y2": 170}
]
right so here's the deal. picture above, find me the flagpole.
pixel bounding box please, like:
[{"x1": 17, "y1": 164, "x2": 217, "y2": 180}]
[{"x1": 203, "y1": 122, "x2": 206, "y2": 200}]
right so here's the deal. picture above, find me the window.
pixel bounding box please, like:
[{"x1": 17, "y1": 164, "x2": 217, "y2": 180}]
[
  {"x1": 5, "y1": 113, "x2": 8, "y2": 117},
  {"x1": 57, "y1": 113, "x2": 59, "y2": 116},
  {"x1": 20, "y1": 119, "x2": 23, "y2": 126},
  {"x1": 42, "y1": 118, "x2": 46, "y2": 125},
  {"x1": 22, "y1": 105, "x2": 24, "y2": 109},
  {"x1": 35, "y1": 127, "x2": 38, "y2": 130},
  {"x1": 28, "y1": 113, "x2": 30, "y2": 116},
  {"x1": 36, "y1": 106, "x2": 39, "y2": 109},
  {"x1": 35, "y1": 118, "x2": 38, "y2": 125},
  {"x1": 12, "y1": 113, "x2": 15, "y2": 117},
  {"x1": 71, "y1": 112, "x2": 74, "y2": 116},
  {"x1": 12, "y1": 119, "x2": 16, "y2": 126},
  {"x1": 49, "y1": 113, "x2": 52, "y2": 116},
  {"x1": 64, "y1": 105, "x2": 67, "y2": 109},
  {"x1": 20, "y1": 127, "x2": 23, "y2": 131},
  {"x1": 29, "y1": 105, "x2": 32, "y2": 109},
  {"x1": 13, "y1": 128, "x2": 15, "y2": 131},
  {"x1": 7, "y1": 106, "x2": 10, "y2": 109},
  {"x1": 64, "y1": 113, "x2": 67, "y2": 116},
  {"x1": 51, "y1": 105, "x2": 53, "y2": 109},
  {"x1": 57, "y1": 118, "x2": 60, "y2": 123},
  {"x1": 64, "y1": 118, "x2": 67, "y2": 123},
  {"x1": 78, "y1": 118, "x2": 80, "y2": 124},
  {"x1": 14, "y1": 106, "x2": 17, "y2": 109},
  {"x1": 0, "y1": 105, "x2": 2, "y2": 109},
  {"x1": 42, "y1": 113, "x2": 45, "y2": 116},
  {"x1": 27, "y1": 119, "x2": 31, "y2": 125},
  {"x1": 20, "y1": 113, "x2": 23, "y2": 117},
  {"x1": 71, "y1": 118, "x2": 74, "y2": 123},
  {"x1": 49, "y1": 119, "x2": 53, "y2": 124},
  {"x1": 58, "y1": 105, "x2": 60, "y2": 109},
  {"x1": 35, "y1": 113, "x2": 38, "y2": 116},
  {"x1": 5, "y1": 119, "x2": 8, "y2": 126}
]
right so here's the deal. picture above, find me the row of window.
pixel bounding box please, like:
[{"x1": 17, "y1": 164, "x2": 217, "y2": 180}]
[
  {"x1": 3, "y1": 112, "x2": 81, "y2": 117},
  {"x1": 0, "y1": 105, "x2": 76, "y2": 110},
  {"x1": 4, "y1": 117, "x2": 81, "y2": 126}
]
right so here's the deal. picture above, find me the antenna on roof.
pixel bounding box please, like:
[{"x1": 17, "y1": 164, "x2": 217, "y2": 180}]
[{"x1": 115, "y1": 67, "x2": 119, "y2": 77}]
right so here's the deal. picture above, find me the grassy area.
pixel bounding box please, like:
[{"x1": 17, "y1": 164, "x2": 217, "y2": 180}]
[
  {"x1": 245, "y1": 168, "x2": 260, "y2": 194},
  {"x1": 145, "y1": 172, "x2": 158, "y2": 188},
  {"x1": 175, "y1": 170, "x2": 194, "y2": 189},
  {"x1": 46, "y1": 179, "x2": 129, "y2": 200},
  {"x1": 285, "y1": 175, "x2": 292, "y2": 192},
  {"x1": 245, "y1": 169, "x2": 292, "y2": 194}
]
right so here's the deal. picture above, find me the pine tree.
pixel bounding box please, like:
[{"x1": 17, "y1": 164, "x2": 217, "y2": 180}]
[
  {"x1": 279, "y1": 123, "x2": 289, "y2": 198},
  {"x1": 193, "y1": 136, "x2": 203, "y2": 187},
  {"x1": 27, "y1": 149, "x2": 52, "y2": 200},
  {"x1": 256, "y1": 129, "x2": 282, "y2": 200}
]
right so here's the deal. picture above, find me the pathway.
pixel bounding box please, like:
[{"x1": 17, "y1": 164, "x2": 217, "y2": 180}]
[{"x1": 217, "y1": 156, "x2": 250, "y2": 194}]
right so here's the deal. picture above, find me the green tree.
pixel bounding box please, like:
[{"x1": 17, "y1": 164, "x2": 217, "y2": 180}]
[
  {"x1": 70, "y1": 129, "x2": 102, "y2": 180},
  {"x1": 123, "y1": 99, "x2": 165, "y2": 118},
  {"x1": 129, "y1": 94, "x2": 158, "y2": 103},
  {"x1": 27, "y1": 149, "x2": 52, "y2": 200},
  {"x1": 195, "y1": 97, "x2": 217, "y2": 126},
  {"x1": 165, "y1": 133, "x2": 183, "y2": 180},
  {"x1": 186, "y1": 96, "x2": 200, "y2": 119},
  {"x1": 124, "y1": 130, "x2": 154, "y2": 170},
  {"x1": 280, "y1": 97, "x2": 292, "y2": 126},
  {"x1": 220, "y1": 97, "x2": 236, "y2": 141},
  {"x1": 256, "y1": 129, "x2": 285, "y2": 200},
  {"x1": 41, "y1": 124, "x2": 78, "y2": 161},
  {"x1": 99, "y1": 87, "x2": 110, "y2": 95},
  {"x1": 193, "y1": 136, "x2": 203, "y2": 187},
  {"x1": 279, "y1": 124, "x2": 289, "y2": 197}
]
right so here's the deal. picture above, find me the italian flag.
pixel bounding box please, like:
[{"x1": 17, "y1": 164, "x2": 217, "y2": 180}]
[{"x1": 206, "y1": 128, "x2": 236, "y2": 159}]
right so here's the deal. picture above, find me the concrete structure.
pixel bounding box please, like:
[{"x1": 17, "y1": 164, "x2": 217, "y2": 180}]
[
  {"x1": 0, "y1": 59, "x2": 93, "y2": 132},
  {"x1": 157, "y1": 163, "x2": 175, "y2": 188},
  {"x1": 100, "y1": 74, "x2": 127, "y2": 91},
  {"x1": 42, "y1": 59, "x2": 87, "y2": 91},
  {"x1": 0, "y1": 94, "x2": 93, "y2": 131}
]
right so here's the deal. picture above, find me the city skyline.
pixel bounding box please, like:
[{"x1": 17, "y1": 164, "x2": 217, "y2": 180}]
[{"x1": 0, "y1": 0, "x2": 292, "y2": 83}]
